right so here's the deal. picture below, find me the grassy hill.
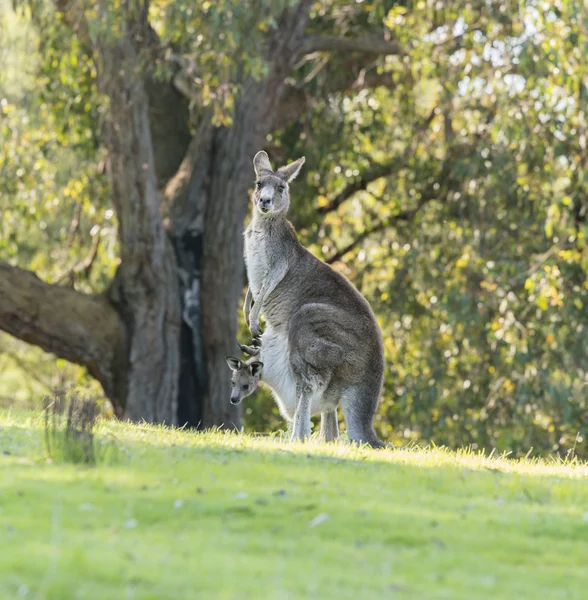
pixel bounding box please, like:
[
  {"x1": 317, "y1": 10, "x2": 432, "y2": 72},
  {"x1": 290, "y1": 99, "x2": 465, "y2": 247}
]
[{"x1": 1, "y1": 410, "x2": 587, "y2": 599}]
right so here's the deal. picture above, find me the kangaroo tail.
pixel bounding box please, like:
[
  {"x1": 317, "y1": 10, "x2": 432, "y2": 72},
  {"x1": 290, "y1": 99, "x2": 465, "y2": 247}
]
[
  {"x1": 353, "y1": 428, "x2": 386, "y2": 449},
  {"x1": 365, "y1": 431, "x2": 386, "y2": 449},
  {"x1": 341, "y1": 384, "x2": 387, "y2": 449}
]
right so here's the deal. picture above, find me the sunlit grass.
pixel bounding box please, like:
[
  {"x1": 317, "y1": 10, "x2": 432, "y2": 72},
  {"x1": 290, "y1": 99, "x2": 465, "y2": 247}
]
[{"x1": 1, "y1": 409, "x2": 587, "y2": 599}]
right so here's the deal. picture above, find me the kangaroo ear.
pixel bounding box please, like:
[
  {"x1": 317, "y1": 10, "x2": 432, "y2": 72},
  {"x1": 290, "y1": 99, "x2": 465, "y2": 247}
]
[
  {"x1": 225, "y1": 356, "x2": 242, "y2": 371},
  {"x1": 277, "y1": 157, "x2": 305, "y2": 182},
  {"x1": 253, "y1": 151, "x2": 273, "y2": 177},
  {"x1": 249, "y1": 361, "x2": 263, "y2": 377}
]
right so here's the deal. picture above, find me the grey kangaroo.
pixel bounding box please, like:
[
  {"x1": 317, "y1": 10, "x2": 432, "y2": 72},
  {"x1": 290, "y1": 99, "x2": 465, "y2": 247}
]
[
  {"x1": 225, "y1": 349, "x2": 263, "y2": 406},
  {"x1": 242, "y1": 150, "x2": 385, "y2": 448}
]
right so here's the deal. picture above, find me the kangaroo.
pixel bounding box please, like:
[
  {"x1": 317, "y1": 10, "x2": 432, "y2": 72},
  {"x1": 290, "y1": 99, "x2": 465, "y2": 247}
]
[
  {"x1": 243, "y1": 151, "x2": 386, "y2": 448},
  {"x1": 226, "y1": 340, "x2": 340, "y2": 442},
  {"x1": 225, "y1": 352, "x2": 263, "y2": 406}
]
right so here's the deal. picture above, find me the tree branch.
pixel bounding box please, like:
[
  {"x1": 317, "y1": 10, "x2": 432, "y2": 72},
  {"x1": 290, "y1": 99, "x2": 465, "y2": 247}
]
[
  {"x1": 273, "y1": 68, "x2": 398, "y2": 130},
  {"x1": 325, "y1": 204, "x2": 424, "y2": 265},
  {"x1": 274, "y1": 27, "x2": 476, "y2": 131},
  {"x1": 0, "y1": 263, "x2": 127, "y2": 403},
  {"x1": 299, "y1": 35, "x2": 403, "y2": 57},
  {"x1": 325, "y1": 147, "x2": 463, "y2": 264},
  {"x1": 54, "y1": 230, "x2": 101, "y2": 285},
  {"x1": 319, "y1": 110, "x2": 438, "y2": 215},
  {"x1": 318, "y1": 162, "x2": 399, "y2": 215}
]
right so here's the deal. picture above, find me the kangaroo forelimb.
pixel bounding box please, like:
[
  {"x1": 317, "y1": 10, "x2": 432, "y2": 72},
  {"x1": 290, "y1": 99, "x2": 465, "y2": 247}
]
[
  {"x1": 238, "y1": 342, "x2": 260, "y2": 357},
  {"x1": 248, "y1": 263, "x2": 288, "y2": 336},
  {"x1": 243, "y1": 287, "x2": 253, "y2": 329}
]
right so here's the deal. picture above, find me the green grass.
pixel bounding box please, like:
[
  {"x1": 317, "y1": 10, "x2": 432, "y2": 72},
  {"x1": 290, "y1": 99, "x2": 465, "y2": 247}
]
[{"x1": 1, "y1": 411, "x2": 587, "y2": 599}]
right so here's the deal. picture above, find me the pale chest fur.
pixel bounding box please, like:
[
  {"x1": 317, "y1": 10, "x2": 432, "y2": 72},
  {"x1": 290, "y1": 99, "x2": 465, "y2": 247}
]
[
  {"x1": 244, "y1": 226, "x2": 270, "y2": 300},
  {"x1": 259, "y1": 326, "x2": 323, "y2": 421},
  {"x1": 258, "y1": 327, "x2": 296, "y2": 420}
]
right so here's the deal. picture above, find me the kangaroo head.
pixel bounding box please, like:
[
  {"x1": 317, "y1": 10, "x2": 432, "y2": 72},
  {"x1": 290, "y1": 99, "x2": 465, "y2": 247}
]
[
  {"x1": 225, "y1": 356, "x2": 263, "y2": 405},
  {"x1": 252, "y1": 151, "x2": 305, "y2": 217}
]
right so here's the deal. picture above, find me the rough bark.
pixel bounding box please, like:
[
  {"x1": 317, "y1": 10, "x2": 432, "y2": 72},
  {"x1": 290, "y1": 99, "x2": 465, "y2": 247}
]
[
  {"x1": 0, "y1": 263, "x2": 127, "y2": 409},
  {"x1": 94, "y1": 15, "x2": 181, "y2": 424}
]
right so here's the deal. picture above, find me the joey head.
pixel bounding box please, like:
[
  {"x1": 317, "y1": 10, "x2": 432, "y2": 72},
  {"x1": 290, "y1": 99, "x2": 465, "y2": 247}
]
[{"x1": 225, "y1": 355, "x2": 263, "y2": 406}]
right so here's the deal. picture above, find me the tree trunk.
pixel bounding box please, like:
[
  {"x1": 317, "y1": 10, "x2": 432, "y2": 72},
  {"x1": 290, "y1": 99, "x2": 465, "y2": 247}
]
[
  {"x1": 1, "y1": 1, "x2": 312, "y2": 428},
  {"x1": 91, "y1": 14, "x2": 182, "y2": 425}
]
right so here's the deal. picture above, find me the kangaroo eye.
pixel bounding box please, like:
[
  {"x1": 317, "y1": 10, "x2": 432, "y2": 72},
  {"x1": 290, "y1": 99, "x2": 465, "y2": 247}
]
[
  {"x1": 242, "y1": 384, "x2": 250, "y2": 391},
  {"x1": 277, "y1": 186, "x2": 285, "y2": 194},
  {"x1": 255, "y1": 181, "x2": 262, "y2": 189}
]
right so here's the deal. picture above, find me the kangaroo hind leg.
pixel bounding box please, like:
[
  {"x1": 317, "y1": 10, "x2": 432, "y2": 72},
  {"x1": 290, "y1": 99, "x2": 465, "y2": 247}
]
[
  {"x1": 320, "y1": 409, "x2": 339, "y2": 443},
  {"x1": 291, "y1": 373, "x2": 328, "y2": 442},
  {"x1": 291, "y1": 383, "x2": 313, "y2": 442}
]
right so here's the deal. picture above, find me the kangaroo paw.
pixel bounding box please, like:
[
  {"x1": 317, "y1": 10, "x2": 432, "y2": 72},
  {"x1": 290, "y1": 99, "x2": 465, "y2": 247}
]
[{"x1": 238, "y1": 343, "x2": 260, "y2": 356}]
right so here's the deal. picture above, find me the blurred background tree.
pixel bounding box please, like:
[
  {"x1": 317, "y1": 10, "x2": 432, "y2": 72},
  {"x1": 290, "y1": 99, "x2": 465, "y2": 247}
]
[{"x1": 1, "y1": 0, "x2": 586, "y2": 458}]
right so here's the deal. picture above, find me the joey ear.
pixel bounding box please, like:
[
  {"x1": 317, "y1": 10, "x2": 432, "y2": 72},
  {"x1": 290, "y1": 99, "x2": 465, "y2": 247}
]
[
  {"x1": 253, "y1": 151, "x2": 273, "y2": 177},
  {"x1": 277, "y1": 157, "x2": 305, "y2": 182},
  {"x1": 225, "y1": 356, "x2": 242, "y2": 371},
  {"x1": 249, "y1": 361, "x2": 263, "y2": 377}
]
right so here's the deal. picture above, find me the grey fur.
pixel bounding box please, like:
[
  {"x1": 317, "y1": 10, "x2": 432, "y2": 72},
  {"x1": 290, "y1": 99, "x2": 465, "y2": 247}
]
[
  {"x1": 242, "y1": 151, "x2": 385, "y2": 449},
  {"x1": 225, "y1": 354, "x2": 263, "y2": 406}
]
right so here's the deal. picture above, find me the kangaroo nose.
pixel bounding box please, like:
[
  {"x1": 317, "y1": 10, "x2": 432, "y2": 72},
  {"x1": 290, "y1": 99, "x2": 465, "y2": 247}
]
[
  {"x1": 230, "y1": 395, "x2": 241, "y2": 405},
  {"x1": 259, "y1": 198, "x2": 271, "y2": 211}
]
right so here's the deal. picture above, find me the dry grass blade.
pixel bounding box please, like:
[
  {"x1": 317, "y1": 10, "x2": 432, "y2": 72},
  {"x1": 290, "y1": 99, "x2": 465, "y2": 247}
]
[{"x1": 44, "y1": 396, "x2": 99, "y2": 464}]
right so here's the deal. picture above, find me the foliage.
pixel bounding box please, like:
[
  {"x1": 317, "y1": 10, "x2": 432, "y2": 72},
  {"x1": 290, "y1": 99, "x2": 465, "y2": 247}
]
[
  {"x1": 0, "y1": 0, "x2": 114, "y2": 400},
  {"x1": 1, "y1": 0, "x2": 587, "y2": 457},
  {"x1": 2, "y1": 410, "x2": 588, "y2": 599},
  {"x1": 0, "y1": 1, "x2": 113, "y2": 289}
]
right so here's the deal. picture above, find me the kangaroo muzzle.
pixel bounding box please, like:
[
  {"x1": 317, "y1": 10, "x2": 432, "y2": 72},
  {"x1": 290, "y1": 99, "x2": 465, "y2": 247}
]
[
  {"x1": 258, "y1": 198, "x2": 271, "y2": 213},
  {"x1": 230, "y1": 394, "x2": 242, "y2": 405}
]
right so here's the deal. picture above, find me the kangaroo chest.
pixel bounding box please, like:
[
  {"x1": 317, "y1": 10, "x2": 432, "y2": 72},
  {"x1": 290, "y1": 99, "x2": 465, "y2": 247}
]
[
  {"x1": 244, "y1": 225, "x2": 271, "y2": 300},
  {"x1": 259, "y1": 327, "x2": 297, "y2": 419},
  {"x1": 260, "y1": 326, "x2": 325, "y2": 421}
]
